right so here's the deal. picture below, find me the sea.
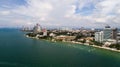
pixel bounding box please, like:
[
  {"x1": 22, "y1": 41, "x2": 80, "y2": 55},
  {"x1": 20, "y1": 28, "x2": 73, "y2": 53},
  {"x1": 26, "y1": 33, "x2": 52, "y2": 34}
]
[{"x1": 0, "y1": 28, "x2": 120, "y2": 67}]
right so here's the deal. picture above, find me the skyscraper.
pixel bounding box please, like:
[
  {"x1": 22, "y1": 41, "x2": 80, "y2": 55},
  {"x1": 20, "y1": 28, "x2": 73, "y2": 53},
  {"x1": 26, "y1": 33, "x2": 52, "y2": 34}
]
[
  {"x1": 103, "y1": 25, "x2": 118, "y2": 41},
  {"x1": 33, "y1": 23, "x2": 42, "y2": 34},
  {"x1": 95, "y1": 31, "x2": 104, "y2": 43},
  {"x1": 42, "y1": 28, "x2": 47, "y2": 36},
  {"x1": 95, "y1": 25, "x2": 118, "y2": 43}
]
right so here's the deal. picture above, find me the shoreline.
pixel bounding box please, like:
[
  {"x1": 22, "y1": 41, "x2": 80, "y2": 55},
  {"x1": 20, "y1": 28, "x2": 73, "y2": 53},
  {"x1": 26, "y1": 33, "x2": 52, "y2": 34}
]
[
  {"x1": 26, "y1": 35, "x2": 120, "y2": 53},
  {"x1": 65, "y1": 40, "x2": 120, "y2": 52}
]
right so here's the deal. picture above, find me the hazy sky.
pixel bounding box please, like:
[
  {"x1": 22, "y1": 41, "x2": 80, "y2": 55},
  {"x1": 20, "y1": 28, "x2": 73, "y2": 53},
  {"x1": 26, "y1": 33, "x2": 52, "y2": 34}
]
[{"x1": 0, "y1": 0, "x2": 120, "y2": 28}]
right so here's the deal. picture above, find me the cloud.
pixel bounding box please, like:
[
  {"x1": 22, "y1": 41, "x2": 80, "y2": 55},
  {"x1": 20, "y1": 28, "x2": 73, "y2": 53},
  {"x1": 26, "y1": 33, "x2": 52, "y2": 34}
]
[
  {"x1": 0, "y1": 10, "x2": 10, "y2": 15},
  {"x1": 14, "y1": 0, "x2": 53, "y2": 19},
  {"x1": 0, "y1": 0, "x2": 120, "y2": 28}
]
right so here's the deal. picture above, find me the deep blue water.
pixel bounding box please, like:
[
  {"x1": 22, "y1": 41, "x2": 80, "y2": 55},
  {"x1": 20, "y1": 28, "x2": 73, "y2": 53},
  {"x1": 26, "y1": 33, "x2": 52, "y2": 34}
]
[{"x1": 0, "y1": 28, "x2": 120, "y2": 67}]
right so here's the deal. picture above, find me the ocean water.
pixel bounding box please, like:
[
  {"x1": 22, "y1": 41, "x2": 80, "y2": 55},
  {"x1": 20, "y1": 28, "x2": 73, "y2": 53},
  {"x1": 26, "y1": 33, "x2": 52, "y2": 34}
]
[{"x1": 0, "y1": 28, "x2": 120, "y2": 67}]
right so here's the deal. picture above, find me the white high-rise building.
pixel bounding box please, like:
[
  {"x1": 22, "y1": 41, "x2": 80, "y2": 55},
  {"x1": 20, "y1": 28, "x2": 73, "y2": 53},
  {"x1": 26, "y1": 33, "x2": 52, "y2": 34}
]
[
  {"x1": 33, "y1": 23, "x2": 42, "y2": 34},
  {"x1": 95, "y1": 31, "x2": 104, "y2": 43},
  {"x1": 95, "y1": 25, "x2": 118, "y2": 44}
]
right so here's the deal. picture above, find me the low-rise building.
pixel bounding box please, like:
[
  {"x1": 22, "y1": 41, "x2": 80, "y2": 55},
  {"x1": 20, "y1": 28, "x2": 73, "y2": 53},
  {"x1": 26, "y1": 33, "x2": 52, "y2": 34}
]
[
  {"x1": 54, "y1": 35, "x2": 76, "y2": 41},
  {"x1": 49, "y1": 33, "x2": 56, "y2": 37}
]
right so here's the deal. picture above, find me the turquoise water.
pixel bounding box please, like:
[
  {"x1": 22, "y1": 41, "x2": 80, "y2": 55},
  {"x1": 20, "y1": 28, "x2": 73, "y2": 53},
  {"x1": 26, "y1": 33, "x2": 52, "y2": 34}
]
[{"x1": 0, "y1": 29, "x2": 120, "y2": 67}]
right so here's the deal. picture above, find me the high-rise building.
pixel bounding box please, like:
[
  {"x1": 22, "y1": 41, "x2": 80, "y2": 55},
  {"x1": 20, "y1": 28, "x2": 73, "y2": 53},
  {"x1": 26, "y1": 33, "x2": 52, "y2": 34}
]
[
  {"x1": 33, "y1": 23, "x2": 42, "y2": 34},
  {"x1": 103, "y1": 25, "x2": 118, "y2": 41},
  {"x1": 103, "y1": 25, "x2": 112, "y2": 41},
  {"x1": 95, "y1": 25, "x2": 118, "y2": 44},
  {"x1": 112, "y1": 28, "x2": 118, "y2": 39},
  {"x1": 117, "y1": 32, "x2": 120, "y2": 43},
  {"x1": 95, "y1": 31, "x2": 104, "y2": 43},
  {"x1": 42, "y1": 28, "x2": 47, "y2": 36}
]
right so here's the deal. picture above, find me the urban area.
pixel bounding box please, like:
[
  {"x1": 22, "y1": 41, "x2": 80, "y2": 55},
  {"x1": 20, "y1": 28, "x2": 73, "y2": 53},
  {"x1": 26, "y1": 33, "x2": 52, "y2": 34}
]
[{"x1": 22, "y1": 23, "x2": 120, "y2": 52}]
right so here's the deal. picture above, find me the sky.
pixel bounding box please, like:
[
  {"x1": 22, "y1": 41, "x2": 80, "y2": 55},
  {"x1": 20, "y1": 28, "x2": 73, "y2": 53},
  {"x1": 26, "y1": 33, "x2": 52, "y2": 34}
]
[{"x1": 0, "y1": 0, "x2": 120, "y2": 28}]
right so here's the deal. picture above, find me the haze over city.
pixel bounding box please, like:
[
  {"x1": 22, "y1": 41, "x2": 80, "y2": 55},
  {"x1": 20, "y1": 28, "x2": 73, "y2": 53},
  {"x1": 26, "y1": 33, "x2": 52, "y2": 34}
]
[{"x1": 0, "y1": 0, "x2": 120, "y2": 28}]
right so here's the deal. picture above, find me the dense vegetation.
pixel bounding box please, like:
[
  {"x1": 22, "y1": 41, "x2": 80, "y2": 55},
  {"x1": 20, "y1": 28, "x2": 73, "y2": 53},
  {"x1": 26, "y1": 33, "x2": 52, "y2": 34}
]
[
  {"x1": 92, "y1": 40, "x2": 103, "y2": 46},
  {"x1": 109, "y1": 44, "x2": 120, "y2": 50},
  {"x1": 26, "y1": 33, "x2": 37, "y2": 37}
]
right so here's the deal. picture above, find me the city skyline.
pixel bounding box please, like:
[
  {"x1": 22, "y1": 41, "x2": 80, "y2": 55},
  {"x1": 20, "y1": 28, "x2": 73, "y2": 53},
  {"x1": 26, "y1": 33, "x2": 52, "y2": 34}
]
[{"x1": 0, "y1": 0, "x2": 120, "y2": 28}]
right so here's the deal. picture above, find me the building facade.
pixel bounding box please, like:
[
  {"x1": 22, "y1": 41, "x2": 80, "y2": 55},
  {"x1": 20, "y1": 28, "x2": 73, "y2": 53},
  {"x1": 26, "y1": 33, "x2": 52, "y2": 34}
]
[
  {"x1": 95, "y1": 31, "x2": 104, "y2": 43},
  {"x1": 103, "y1": 25, "x2": 117, "y2": 41},
  {"x1": 33, "y1": 23, "x2": 42, "y2": 34},
  {"x1": 117, "y1": 32, "x2": 120, "y2": 43}
]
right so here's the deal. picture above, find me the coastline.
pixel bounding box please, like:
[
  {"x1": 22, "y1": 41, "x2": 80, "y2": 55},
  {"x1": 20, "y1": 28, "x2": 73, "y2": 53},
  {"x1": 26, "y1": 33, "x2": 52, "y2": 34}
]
[
  {"x1": 65, "y1": 40, "x2": 120, "y2": 52},
  {"x1": 26, "y1": 35, "x2": 120, "y2": 53}
]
